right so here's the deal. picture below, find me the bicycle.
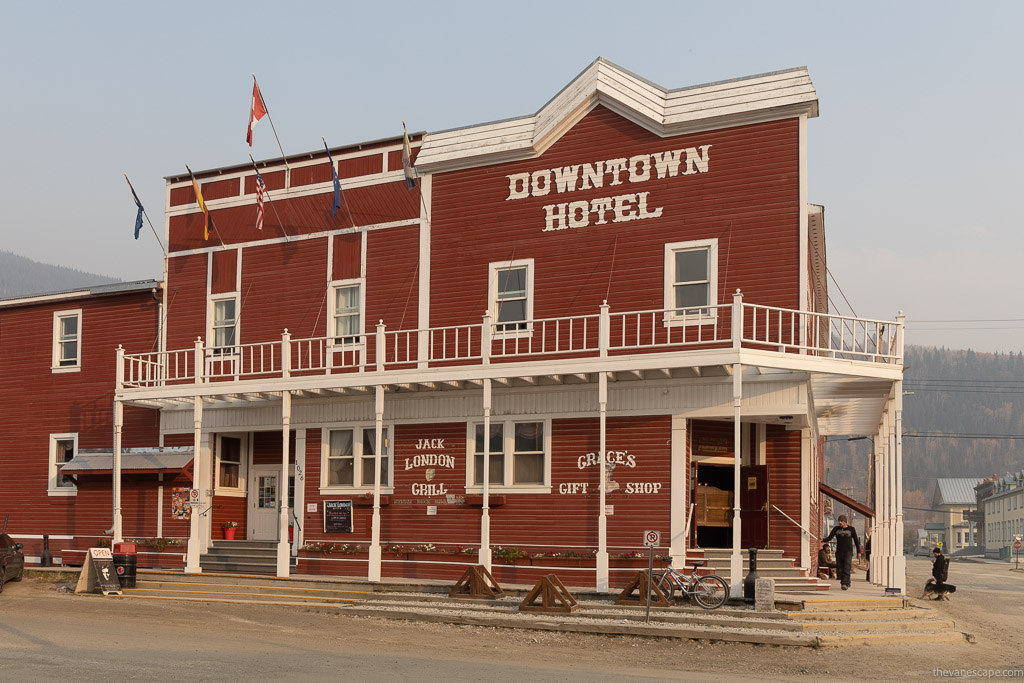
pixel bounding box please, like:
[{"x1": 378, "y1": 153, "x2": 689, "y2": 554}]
[{"x1": 652, "y1": 557, "x2": 729, "y2": 609}]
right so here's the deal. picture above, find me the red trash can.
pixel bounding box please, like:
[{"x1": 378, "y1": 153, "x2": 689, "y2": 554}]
[{"x1": 112, "y1": 542, "x2": 137, "y2": 588}]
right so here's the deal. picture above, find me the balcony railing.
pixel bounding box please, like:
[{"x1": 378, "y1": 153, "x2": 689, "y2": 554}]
[{"x1": 117, "y1": 291, "x2": 904, "y2": 390}]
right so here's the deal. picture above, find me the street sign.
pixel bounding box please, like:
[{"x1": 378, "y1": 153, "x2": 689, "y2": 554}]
[
  {"x1": 1014, "y1": 540, "x2": 1022, "y2": 550},
  {"x1": 643, "y1": 530, "x2": 661, "y2": 547}
]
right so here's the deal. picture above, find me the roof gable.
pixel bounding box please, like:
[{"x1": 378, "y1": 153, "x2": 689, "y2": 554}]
[{"x1": 416, "y1": 58, "x2": 818, "y2": 174}]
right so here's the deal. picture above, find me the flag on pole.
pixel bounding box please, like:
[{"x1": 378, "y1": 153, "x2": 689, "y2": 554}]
[
  {"x1": 186, "y1": 165, "x2": 210, "y2": 240},
  {"x1": 323, "y1": 140, "x2": 342, "y2": 217},
  {"x1": 126, "y1": 175, "x2": 144, "y2": 239},
  {"x1": 402, "y1": 121, "x2": 417, "y2": 190},
  {"x1": 255, "y1": 170, "x2": 265, "y2": 231},
  {"x1": 247, "y1": 78, "x2": 268, "y2": 147}
]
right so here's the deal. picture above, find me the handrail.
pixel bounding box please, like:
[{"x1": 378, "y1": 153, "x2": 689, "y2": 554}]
[{"x1": 771, "y1": 504, "x2": 818, "y2": 541}]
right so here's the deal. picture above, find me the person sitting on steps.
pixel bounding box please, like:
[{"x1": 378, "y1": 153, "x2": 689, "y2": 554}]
[{"x1": 818, "y1": 542, "x2": 837, "y2": 579}]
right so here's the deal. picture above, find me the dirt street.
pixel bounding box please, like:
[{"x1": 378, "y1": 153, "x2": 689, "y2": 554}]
[{"x1": 0, "y1": 558, "x2": 1022, "y2": 682}]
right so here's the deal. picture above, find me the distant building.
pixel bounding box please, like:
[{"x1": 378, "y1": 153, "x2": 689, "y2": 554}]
[
  {"x1": 983, "y1": 471, "x2": 1024, "y2": 559},
  {"x1": 931, "y1": 478, "x2": 980, "y2": 552}
]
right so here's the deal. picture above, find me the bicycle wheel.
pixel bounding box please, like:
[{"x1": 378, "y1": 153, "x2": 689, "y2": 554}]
[
  {"x1": 653, "y1": 571, "x2": 676, "y2": 601},
  {"x1": 691, "y1": 574, "x2": 728, "y2": 609}
]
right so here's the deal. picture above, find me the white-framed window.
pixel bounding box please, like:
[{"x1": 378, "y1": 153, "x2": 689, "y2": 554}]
[
  {"x1": 52, "y1": 309, "x2": 82, "y2": 372},
  {"x1": 466, "y1": 419, "x2": 550, "y2": 492},
  {"x1": 663, "y1": 239, "x2": 718, "y2": 324},
  {"x1": 320, "y1": 425, "x2": 391, "y2": 491},
  {"x1": 328, "y1": 279, "x2": 364, "y2": 346},
  {"x1": 215, "y1": 434, "x2": 247, "y2": 496},
  {"x1": 208, "y1": 294, "x2": 239, "y2": 355},
  {"x1": 48, "y1": 433, "x2": 78, "y2": 495},
  {"x1": 488, "y1": 259, "x2": 534, "y2": 335}
]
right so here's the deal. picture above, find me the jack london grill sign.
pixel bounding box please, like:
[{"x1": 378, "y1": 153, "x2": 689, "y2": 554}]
[{"x1": 505, "y1": 145, "x2": 711, "y2": 232}]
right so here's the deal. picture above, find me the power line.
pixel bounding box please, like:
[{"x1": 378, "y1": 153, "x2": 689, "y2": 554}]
[{"x1": 905, "y1": 433, "x2": 1024, "y2": 440}]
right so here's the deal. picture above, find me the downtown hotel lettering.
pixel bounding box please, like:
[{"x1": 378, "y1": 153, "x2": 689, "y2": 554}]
[{"x1": 505, "y1": 145, "x2": 711, "y2": 232}]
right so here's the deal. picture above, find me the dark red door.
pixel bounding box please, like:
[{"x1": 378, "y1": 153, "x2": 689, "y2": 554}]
[{"x1": 740, "y1": 465, "x2": 769, "y2": 548}]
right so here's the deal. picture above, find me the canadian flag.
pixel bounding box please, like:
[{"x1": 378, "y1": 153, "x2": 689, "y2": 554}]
[{"x1": 246, "y1": 80, "x2": 267, "y2": 147}]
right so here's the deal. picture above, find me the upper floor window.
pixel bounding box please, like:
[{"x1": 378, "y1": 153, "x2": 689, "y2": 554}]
[
  {"x1": 49, "y1": 433, "x2": 77, "y2": 495},
  {"x1": 664, "y1": 239, "x2": 718, "y2": 323},
  {"x1": 468, "y1": 419, "x2": 549, "y2": 491},
  {"x1": 52, "y1": 309, "x2": 82, "y2": 371},
  {"x1": 209, "y1": 295, "x2": 238, "y2": 354},
  {"x1": 329, "y1": 280, "x2": 363, "y2": 345},
  {"x1": 489, "y1": 259, "x2": 534, "y2": 334},
  {"x1": 321, "y1": 425, "x2": 390, "y2": 490}
]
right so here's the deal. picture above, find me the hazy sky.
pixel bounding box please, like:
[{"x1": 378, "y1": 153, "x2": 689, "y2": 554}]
[{"x1": 1, "y1": 1, "x2": 1020, "y2": 352}]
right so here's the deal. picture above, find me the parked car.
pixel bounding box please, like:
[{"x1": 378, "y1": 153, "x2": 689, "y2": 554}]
[
  {"x1": 1, "y1": 533, "x2": 25, "y2": 592},
  {"x1": 914, "y1": 546, "x2": 932, "y2": 557}
]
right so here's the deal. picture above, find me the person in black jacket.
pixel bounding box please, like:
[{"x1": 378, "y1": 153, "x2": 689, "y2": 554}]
[{"x1": 823, "y1": 515, "x2": 861, "y2": 590}]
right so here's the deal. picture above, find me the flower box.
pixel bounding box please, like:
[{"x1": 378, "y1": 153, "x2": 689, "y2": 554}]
[
  {"x1": 354, "y1": 495, "x2": 391, "y2": 507},
  {"x1": 465, "y1": 495, "x2": 506, "y2": 507}
]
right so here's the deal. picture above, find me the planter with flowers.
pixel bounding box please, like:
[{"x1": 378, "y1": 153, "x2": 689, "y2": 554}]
[{"x1": 222, "y1": 521, "x2": 239, "y2": 540}]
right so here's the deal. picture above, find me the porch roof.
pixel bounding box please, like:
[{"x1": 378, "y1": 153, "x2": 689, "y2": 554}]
[{"x1": 64, "y1": 447, "x2": 194, "y2": 476}]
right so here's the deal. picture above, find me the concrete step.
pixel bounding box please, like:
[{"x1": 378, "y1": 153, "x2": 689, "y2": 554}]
[
  {"x1": 209, "y1": 540, "x2": 277, "y2": 549},
  {"x1": 199, "y1": 560, "x2": 278, "y2": 574}
]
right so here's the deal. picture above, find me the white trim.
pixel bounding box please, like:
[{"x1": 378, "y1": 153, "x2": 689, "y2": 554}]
[
  {"x1": 213, "y1": 433, "x2": 248, "y2": 497},
  {"x1": 51, "y1": 308, "x2": 83, "y2": 372},
  {"x1": 207, "y1": 292, "x2": 240, "y2": 353},
  {"x1": 418, "y1": 174, "x2": 432, "y2": 367},
  {"x1": 488, "y1": 258, "x2": 535, "y2": 338},
  {"x1": 165, "y1": 219, "x2": 420, "y2": 262},
  {"x1": 663, "y1": 238, "x2": 718, "y2": 326},
  {"x1": 799, "y1": 114, "x2": 809, "y2": 332},
  {"x1": 464, "y1": 418, "x2": 552, "y2": 492},
  {"x1": 48, "y1": 433, "x2": 78, "y2": 495},
  {"x1": 318, "y1": 422, "x2": 395, "y2": 493}
]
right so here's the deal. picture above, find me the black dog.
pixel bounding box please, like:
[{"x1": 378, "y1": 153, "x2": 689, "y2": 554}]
[{"x1": 922, "y1": 577, "x2": 957, "y2": 600}]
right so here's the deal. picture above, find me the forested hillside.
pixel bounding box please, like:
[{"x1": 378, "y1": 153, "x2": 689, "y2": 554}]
[
  {"x1": 825, "y1": 345, "x2": 1024, "y2": 525},
  {"x1": 0, "y1": 250, "x2": 118, "y2": 299}
]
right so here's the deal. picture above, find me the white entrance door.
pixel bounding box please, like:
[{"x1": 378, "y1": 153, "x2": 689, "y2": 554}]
[{"x1": 250, "y1": 466, "x2": 280, "y2": 541}]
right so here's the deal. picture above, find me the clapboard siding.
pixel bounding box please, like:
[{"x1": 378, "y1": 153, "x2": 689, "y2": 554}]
[
  {"x1": 430, "y1": 107, "x2": 800, "y2": 331},
  {"x1": 767, "y1": 425, "x2": 803, "y2": 559},
  {"x1": 0, "y1": 290, "x2": 161, "y2": 539}
]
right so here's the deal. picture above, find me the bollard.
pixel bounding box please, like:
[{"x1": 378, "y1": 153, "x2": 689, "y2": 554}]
[
  {"x1": 743, "y1": 547, "x2": 760, "y2": 603},
  {"x1": 754, "y1": 577, "x2": 775, "y2": 612},
  {"x1": 40, "y1": 534, "x2": 53, "y2": 568}
]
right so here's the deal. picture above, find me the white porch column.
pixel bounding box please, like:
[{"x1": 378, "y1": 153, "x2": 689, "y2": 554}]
[
  {"x1": 112, "y1": 399, "x2": 124, "y2": 544},
  {"x1": 893, "y1": 378, "x2": 906, "y2": 592},
  {"x1": 800, "y1": 428, "x2": 812, "y2": 571},
  {"x1": 277, "y1": 390, "x2": 292, "y2": 578},
  {"x1": 368, "y1": 385, "x2": 385, "y2": 582},
  {"x1": 730, "y1": 363, "x2": 743, "y2": 598},
  {"x1": 479, "y1": 379, "x2": 492, "y2": 570},
  {"x1": 669, "y1": 416, "x2": 688, "y2": 566},
  {"x1": 880, "y1": 409, "x2": 892, "y2": 587},
  {"x1": 887, "y1": 397, "x2": 898, "y2": 589},
  {"x1": 871, "y1": 433, "x2": 882, "y2": 586},
  {"x1": 596, "y1": 371, "x2": 609, "y2": 592},
  {"x1": 293, "y1": 431, "x2": 306, "y2": 556},
  {"x1": 185, "y1": 394, "x2": 203, "y2": 573}
]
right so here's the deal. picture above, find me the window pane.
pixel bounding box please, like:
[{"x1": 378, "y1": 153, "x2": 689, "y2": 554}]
[
  {"x1": 214, "y1": 300, "x2": 236, "y2": 325},
  {"x1": 59, "y1": 340, "x2": 78, "y2": 365},
  {"x1": 474, "y1": 453, "x2": 505, "y2": 485},
  {"x1": 675, "y1": 249, "x2": 708, "y2": 282},
  {"x1": 513, "y1": 453, "x2": 544, "y2": 484},
  {"x1": 497, "y1": 268, "x2": 526, "y2": 297},
  {"x1": 328, "y1": 459, "x2": 353, "y2": 487},
  {"x1": 496, "y1": 299, "x2": 526, "y2": 324},
  {"x1": 60, "y1": 316, "x2": 78, "y2": 338},
  {"x1": 514, "y1": 422, "x2": 543, "y2": 452},
  {"x1": 474, "y1": 424, "x2": 503, "y2": 455},
  {"x1": 214, "y1": 326, "x2": 236, "y2": 348},
  {"x1": 360, "y1": 457, "x2": 389, "y2": 487},
  {"x1": 219, "y1": 463, "x2": 239, "y2": 488},
  {"x1": 329, "y1": 430, "x2": 354, "y2": 457},
  {"x1": 56, "y1": 439, "x2": 75, "y2": 487},
  {"x1": 675, "y1": 283, "x2": 709, "y2": 309}
]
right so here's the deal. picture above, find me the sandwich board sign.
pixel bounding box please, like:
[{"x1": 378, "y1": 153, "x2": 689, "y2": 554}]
[{"x1": 74, "y1": 547, "x2": 123, "y2": 595}]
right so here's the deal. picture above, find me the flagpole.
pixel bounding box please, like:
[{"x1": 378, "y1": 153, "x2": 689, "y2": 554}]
[
  {"x1": 253, "y1": 74, "x2": 291, "y2": 182},
  {"x1": 249, "y1": 154, "x2": 290, "y2": 242},
  {"x1": 322, "y1": 136, "x2": 355, "y2": 229},
  {"x1": 185, "y1": 165, "x2": 227, "y2": 249},
  {"x1": 124, "y1": 174, "x2": 167, "y2": 257}
]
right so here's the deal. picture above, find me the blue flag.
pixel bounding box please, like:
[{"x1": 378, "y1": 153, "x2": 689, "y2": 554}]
[
  {"x1": 126, "y1": 175, "x2": 144, "y2": 239},
  {"x1": 324, "y1": 140, "x2": 342, "y2": 217}
]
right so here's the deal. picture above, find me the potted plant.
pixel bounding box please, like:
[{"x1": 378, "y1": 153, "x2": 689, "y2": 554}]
[{"x1": 222, "y1": 521, "x2": 239, "y2": 540}]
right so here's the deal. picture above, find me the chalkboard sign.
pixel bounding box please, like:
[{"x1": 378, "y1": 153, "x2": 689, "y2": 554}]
[{"x1": 324, "y1": 500, "x2": 353, "y2": 533}]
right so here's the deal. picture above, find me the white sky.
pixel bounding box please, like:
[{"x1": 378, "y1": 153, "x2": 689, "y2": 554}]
[{"x1": 1, "y1": 1, "x2": 1020, "y2": 352}]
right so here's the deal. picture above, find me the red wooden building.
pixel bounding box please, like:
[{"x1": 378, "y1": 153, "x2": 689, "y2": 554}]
[{"x1": 1, "y1": 59, "x2": 907, "y2": 593}]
